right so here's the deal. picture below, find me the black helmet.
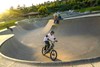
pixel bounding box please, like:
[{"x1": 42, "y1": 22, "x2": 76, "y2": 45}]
[
  {"x1": 46, "y1": 35, "x2": 48, "y2": 37},
  {"x1": 50, "y1": 31, "x2": 54, "y2": 34}
]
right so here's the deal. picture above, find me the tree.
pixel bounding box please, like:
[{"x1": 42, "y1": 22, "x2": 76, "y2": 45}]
[
  {"x1": 29, "y1": 4, "x2": 37, "y2": 12},
  {"x1": 10, "y1": 6, "x2": 14, "y2": 10},
  {"x1": 17, "y1": 5, "x2": 21, "y2": 9},
  {"x1": 38, "y1": 6, "x2": 49, "y2": 15}
]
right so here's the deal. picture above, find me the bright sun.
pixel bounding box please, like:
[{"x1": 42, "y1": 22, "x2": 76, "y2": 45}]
[
  {"x1": 0, "y1": 8, "x2": 6, "y2": 14},
  {"x1": 0, "y1": 0, "x2": 54, "y2": 14}
]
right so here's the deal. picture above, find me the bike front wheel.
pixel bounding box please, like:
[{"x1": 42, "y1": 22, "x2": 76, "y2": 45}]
[
  {"x1": 42, "y1": 47, "x2": 46, "y2": 55},
  {"x1": 50, "y1": 50, "x2": 57, "y2": 61}
]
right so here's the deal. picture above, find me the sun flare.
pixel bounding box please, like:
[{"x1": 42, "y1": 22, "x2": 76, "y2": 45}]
[
  {"x1": 0, "y1": 0, "x2": 54, "y2": 14},
  {"x1": 0, "y1": 8, "x2": 7, "y2": 14}
]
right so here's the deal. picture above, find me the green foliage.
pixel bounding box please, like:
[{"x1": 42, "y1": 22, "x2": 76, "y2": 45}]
[
  {"x1": 76, "y1": 6, "x2": 100, "y2": 12},
  {"x1": 0, "y1": 20, "x2": 16, "y2": 30},
  {"x1": 29, "y1": 5, "x2": 37, "y2": 12},
  {"x1": 38, "y1": 6, "x2": 49, "y2": 15},
  {"x1": 0, "y1": 0, "x2": 100, "y2": 23}
]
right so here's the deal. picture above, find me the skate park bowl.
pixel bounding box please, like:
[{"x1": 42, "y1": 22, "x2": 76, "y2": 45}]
[{"x1": 0, "y1": 14, "x2": 100, "y2": 65}]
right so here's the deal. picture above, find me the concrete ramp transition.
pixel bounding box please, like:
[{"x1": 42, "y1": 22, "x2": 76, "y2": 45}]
[{"x1": 43, "y1": 19, "x2": 54, "y2": 33}]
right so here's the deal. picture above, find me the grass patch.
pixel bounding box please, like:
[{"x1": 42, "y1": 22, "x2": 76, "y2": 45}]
[
  {"x1": 76, "y1": 6, "x2": 100, "y2": 12},
  {"x1": 0, "y1": 20, "x2": 16, "y2": 30}
]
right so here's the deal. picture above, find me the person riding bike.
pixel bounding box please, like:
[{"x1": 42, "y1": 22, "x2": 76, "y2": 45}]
[
  {"x1": 43, "y1": 31, "x2": 58, "y2": 50},
  {"x1": 47, "y1": 31, "x2": 57, "y2": 42}
]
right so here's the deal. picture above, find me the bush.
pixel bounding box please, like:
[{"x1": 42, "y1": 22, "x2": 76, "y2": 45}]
[
  {"x1": 76, "y1": 6, "x2": 100, "y2": 12},
  {"x1": 0, "y1": 20, "x2": 16, "y2": 30}
]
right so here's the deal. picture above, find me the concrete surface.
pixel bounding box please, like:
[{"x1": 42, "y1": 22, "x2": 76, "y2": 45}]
[{"x1": 0, "y1": 13, "x2": 100, "y2": 67}]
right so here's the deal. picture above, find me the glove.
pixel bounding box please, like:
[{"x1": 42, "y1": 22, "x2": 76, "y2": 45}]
[{"x1": 55, "y1": 40, "x2": 58, "y2": 42}]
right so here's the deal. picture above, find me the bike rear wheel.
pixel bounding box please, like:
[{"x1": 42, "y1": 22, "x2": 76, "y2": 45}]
[{"x1": 50, "y1": 50, "x2": 57, "y2": 61}]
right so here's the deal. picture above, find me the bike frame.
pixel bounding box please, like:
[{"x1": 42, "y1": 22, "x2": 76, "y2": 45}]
[{"x1": 45, "y1": 41, "x2": 55, "y2": 53}]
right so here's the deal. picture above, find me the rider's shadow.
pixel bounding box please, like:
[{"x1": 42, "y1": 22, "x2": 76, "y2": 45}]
[
  {"x1": 55, "y1": 58, "x2": 62, "y2": 61},
  {"x1": 44, "y1": 55, "x2": 62, "y2": 61}
]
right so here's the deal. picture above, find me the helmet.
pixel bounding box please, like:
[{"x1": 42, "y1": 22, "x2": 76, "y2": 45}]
[
  {"x1": 46, "y1": 35, "x2": 48, "y2": 37},
  {"x1": 50, "y1": 31, "x2": 54, "y2": 34}
]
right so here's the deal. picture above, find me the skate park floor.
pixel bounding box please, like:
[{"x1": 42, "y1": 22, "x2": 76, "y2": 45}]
[{"x1": 0, "y1": 13, "x2": 100, "y2": 67}]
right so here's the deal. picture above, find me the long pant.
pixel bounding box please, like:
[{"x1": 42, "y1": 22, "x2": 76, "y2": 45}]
[
  {"x1": 44, "y1": 41, "x2": 50, "y2": 50},
  {"x1": 54, "y1": 19, "x2": 59, "y2": 24}
]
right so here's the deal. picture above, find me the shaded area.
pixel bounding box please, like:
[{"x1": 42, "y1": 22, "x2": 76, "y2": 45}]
[
  {"x1": 0, "y1": 37, "x2": 36, "y2": 61},
  {"x1": 56, "y1": 16, "x2": 100, "y2": 36},
  {"x1": 18, "y1": 18, "x2": 48, "y2": 30}
]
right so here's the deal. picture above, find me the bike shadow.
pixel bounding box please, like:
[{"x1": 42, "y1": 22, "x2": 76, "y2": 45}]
[{"x1": 44, "y1": 55, "x2": 62, "y2": 61}]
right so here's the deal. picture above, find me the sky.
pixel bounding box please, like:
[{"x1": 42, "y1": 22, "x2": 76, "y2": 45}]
[{"x1": 0, "y1": 0, "x2": 54, "y2": 13}]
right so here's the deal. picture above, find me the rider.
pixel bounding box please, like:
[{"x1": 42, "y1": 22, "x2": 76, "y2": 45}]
[
  {"x1": 43, "y1": 31, "x2": 57, "y2": 50},
  {"x1": 47, "y1": 31, "x2": 57, "y2": 42},
  {"x1": 53, "y1": 12, "x2": 59, "y2": 24}
]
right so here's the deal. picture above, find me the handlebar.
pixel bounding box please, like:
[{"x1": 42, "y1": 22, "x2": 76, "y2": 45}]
[{"x1": 49, "y1": 40, "x2": 58, "y2": 44}]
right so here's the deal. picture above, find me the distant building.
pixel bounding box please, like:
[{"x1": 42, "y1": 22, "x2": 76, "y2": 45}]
[{"x1": 22, "y1": 12, "x2": 39, "y2": 17}]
